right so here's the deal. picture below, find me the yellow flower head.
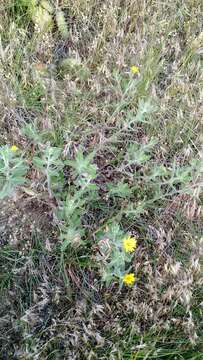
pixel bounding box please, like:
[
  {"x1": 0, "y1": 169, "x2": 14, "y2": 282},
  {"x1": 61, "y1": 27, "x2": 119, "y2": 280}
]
[
  {"x1": 123, "y1": 273, "x2": 136, "y2": 286},
  {"x1": 10, "y1": 145, "x2": 18, "y2": 152},
  {"x1": 131, "y1": 65, "x2": 139, "y2": 74},
  {"x1": 123, "y1": 236, "x2": 137, "y2": 253}
]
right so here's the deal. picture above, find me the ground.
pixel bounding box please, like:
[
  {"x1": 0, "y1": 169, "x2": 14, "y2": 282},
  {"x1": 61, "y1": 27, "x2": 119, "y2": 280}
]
[{"x1": 0, "y1": 0, "x2": 203, "y2": 359}]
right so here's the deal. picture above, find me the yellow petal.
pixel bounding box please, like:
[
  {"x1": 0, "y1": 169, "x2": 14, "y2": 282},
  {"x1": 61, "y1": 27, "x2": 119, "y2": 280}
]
[
  {"x1": 131, "y1": 65, "x2": 139, "y2": 74},
  {"x1": 10, "y1": 145, "x2": 18, "y2": 152},
  {"x1": 123, "y1": 273, "x2": 136, "y2": 285},
  {"x1": 123, "y1": 236, "x2": 137, "y2": 252}
]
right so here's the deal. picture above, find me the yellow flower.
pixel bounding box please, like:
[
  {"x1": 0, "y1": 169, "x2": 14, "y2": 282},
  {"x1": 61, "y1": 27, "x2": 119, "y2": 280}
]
[
  {"x1": 123, "y1": 273, "x2": 136, "y2": 286},
  {"x1": 123, "y1": 236, "x2": 137, "y2": 253},
  {"x1": 10, "y1": 145, "x2": 18, "y2": 152},
  {"x1": 131, "y1": 65, "x2": 139, "y2": 74}
]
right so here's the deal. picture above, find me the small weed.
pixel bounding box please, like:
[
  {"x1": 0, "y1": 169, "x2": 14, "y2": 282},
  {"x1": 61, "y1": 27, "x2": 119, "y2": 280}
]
[
  {"x1": 0, "y1": 0, "x2": 203, "y2": 358},
  {"x1": 0, "y1": 145, "x2": 28, "y2": 199}
]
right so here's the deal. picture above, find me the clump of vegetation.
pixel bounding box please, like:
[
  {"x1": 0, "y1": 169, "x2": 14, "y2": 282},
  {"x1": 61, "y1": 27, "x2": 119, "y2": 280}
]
[{"x1": 0, "y1": 0, "x2": 203, "y2": 359}]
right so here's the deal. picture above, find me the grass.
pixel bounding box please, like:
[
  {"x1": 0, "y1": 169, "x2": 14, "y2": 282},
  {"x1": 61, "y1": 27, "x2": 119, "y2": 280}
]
[{"x1": 0, "y1": 0, "x2": 203, "y2": 359}]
